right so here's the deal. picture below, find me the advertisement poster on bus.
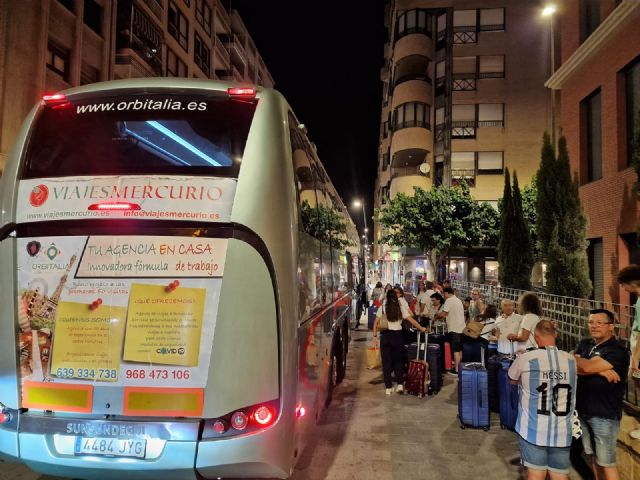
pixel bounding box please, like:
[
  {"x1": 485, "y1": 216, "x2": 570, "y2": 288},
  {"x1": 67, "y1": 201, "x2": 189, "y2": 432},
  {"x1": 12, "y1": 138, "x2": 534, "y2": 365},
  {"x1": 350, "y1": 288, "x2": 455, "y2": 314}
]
[
  {"x1": 16, "y1": 175, "x2": 237, "y2": 223},
  {"x1": 17, "y1": 235, "x2": 227, "y2": 391}
]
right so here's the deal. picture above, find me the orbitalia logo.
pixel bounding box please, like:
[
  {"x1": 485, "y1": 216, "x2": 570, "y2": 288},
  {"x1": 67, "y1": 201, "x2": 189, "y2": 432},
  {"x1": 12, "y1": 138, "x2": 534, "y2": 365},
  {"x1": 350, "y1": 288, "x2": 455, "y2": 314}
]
[{"x1": 29, "y1": 184, "x2": 49, "y2": 207}]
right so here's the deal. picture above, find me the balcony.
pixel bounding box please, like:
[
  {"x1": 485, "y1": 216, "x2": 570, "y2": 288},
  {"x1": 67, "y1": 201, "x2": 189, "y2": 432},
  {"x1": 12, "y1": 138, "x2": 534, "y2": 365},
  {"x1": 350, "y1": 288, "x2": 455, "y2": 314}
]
[
  {"x1": 452, "y1": 26, "x2": 477, "y2": 44},
  {"x1": 214, "y1": 2, "x2": 231, "y2": 34},
  {"x1": 451, "y1": 168, "x2": 476, "y2": 187},
  {"x1": 216, "y1": 65, "x2": 243, "y2": 83},
  {"x1": 214, "y1": 35, "x2": 230, "y2": 68},
  {"x1": 115, "y1": 2, "x2": 163, "y2": 77},
  {"x1": 219, "y1": 33, "x2": 247, "y2": 69}
]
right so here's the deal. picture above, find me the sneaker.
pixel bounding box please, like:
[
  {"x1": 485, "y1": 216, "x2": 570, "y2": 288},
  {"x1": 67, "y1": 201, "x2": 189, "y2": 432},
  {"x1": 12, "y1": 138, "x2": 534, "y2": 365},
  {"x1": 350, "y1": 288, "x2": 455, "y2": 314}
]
[
  {"x1": 447, "y1": 370, "x2": 458, "y2": 376},
  {"x1": 630, "y1": 429, "x2": 640, "y2": 440},
  {"x1": 385, "y1": 388, "x2": 394, "y2": 396},
  {"x1": 396, "y1": 384, "x2": 404, "y2": 394}
]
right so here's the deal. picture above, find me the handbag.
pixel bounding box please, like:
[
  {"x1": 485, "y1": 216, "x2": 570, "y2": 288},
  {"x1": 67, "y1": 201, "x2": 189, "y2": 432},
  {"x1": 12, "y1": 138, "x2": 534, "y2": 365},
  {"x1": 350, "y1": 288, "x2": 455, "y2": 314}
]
[
  {"x1": 463, "y1": 320, "x2": 484, "y2": 339},
  {"x1": 366, "y1": 346, "x2": 382, "y2": 369},
  {"x1": 378, "y1": 312, "x2": 389, "y2": 331}
]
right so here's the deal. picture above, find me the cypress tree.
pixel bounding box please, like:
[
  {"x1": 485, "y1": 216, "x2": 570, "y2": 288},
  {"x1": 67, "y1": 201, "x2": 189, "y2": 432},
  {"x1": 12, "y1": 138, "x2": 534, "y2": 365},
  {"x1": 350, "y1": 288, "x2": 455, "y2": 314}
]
[
  {"x1": 511, "y1": 172, "x2": 533, "y2": 289},
  {"x1": 536, "y1": 135, "x2": 592, "y2": 298},
  {"x1": 498, "y1": 169, "x2": 514, "y2": 286},
  {"x1": 536, "y1": 132, "x2": 557, "y2": 258}
]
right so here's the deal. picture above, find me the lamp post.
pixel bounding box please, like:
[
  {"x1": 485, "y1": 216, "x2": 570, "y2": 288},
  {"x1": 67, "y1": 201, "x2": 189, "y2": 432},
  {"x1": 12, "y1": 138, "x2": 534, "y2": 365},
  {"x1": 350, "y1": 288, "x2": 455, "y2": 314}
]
[
  {"x1": 542, "y1": 4, "x2": 557, "y2": 147},
  {"x1": 353, "y1": 199, "x2": 369, "y2": 289}
]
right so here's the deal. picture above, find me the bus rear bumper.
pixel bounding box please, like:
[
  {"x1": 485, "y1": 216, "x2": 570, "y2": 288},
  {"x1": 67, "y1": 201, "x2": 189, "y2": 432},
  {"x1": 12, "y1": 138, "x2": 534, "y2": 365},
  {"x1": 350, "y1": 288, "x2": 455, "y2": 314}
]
[
  {"x1": 18, "y1": 432, "x2": 199, "y2": 480},
  {"x1": 195, "y1": 425, "x2": 291, "y2": 479},
  {"x1": 0, "y1": 428, "x2": 18, "y2": 461}
]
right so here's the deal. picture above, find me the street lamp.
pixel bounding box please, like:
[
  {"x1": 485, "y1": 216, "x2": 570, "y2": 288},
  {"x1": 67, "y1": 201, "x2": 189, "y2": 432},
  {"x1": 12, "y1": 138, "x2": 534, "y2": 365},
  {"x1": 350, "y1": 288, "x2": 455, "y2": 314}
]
[
  {"x1": 353, "y1": 199, "x2": 369, "y2": 290},
  {"x1": 542, "y1": 4, "x2": 557, "y2": 147}
]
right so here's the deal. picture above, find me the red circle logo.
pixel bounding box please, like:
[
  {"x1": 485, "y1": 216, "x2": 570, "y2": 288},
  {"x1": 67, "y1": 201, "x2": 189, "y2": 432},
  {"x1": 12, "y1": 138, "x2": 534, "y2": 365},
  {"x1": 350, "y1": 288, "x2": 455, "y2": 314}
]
[{"x1": 29, "y1": 184, "x2": 49, "y2": 207}]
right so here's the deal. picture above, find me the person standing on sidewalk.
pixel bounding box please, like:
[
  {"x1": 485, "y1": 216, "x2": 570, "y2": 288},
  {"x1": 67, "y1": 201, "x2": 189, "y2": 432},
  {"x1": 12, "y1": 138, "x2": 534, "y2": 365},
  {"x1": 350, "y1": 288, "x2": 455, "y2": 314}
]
[
  {"x1": 508, "y1": 320, "x2": 577, "y2": 480},
  {"x1": 574, "y1": 309, "x2": 630, "y2": 480},
  {"x1": 372, "y1": 289, "x2": 427, "y2": 395},
  {"x1": 507, "y1": 292, "x2": 542, "y2": 352},
  {"x1": 493, "y1": 299, "x2": 522, "y2": 355},
  {"x1": 616, "y1": 265, "x2": 640, "y2": 440},
  {"x1": 435, "y1": 287, "x2": 465, "y2": 374}
]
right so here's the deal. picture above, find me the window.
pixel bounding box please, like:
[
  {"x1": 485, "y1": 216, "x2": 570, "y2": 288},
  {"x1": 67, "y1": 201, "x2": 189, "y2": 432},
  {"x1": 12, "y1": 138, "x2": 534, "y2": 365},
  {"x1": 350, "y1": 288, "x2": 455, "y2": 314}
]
[
  {"x1": 624, "y1": 57, "x2": 640, "y2": 167},
  {"x1": 587, "y1": 238, "x2": 604, "y2": 301},
  {"x1": 167, "y1": 48, "x2": 187, "y2": 77},
  {"x1": 195, "y1": 0, "x2": 212, "y2": 35},
  {"x1": 581, "y1": 0, "x2": 601, "y2": 43},
  {"x1": 396, "y1": 9, "x2": 430, "y2": 41},
  {"x1": 452, "y1": 104, "x2": 476, "y2": 138},
  {"x1": 581, "y1": 90, "x2": 602, "y2": 182},
  {"x1": 392, "y1": 102, "x2": 430, "y2": 131},
  {"x1": 451, "y1": 151, "x2": 476, "y2": 186},
  {"x1": 478, "y1": 152, "x2": 504, "y2": 174},
  {"x1": 83, "y1": 0, "x2": 102, "y2": 35},
  {"x1": 453, "y1": 56, "x2": 477, "y2": 91},
  {"x1": 168, "y1": 2, "x2": 188, "y2": 51},
  {"x1": 479, "y1": 55, "x2": 504, "y2": 78},
  {"x1": 453, "y1": 9, "x2": 476, "y2": 44},
  {"x1": 194, "y1": 33, "x2": 210, "y2": 76},
  {"x1": 46, "y1": 41, "x2": 69, "y2": 81},
  {"x1": 479, "y1": 8, "x2": 505, "y2": 31},
  {"x1": 478, "y1": 104, "x2": 504, "y2": 126}
]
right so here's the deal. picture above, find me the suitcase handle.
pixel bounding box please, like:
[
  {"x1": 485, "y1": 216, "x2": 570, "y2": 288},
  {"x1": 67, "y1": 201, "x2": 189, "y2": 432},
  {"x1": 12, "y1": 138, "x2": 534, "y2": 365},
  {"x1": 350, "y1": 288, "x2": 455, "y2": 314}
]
[{"x1": 416, "y1": 330, "x2": 428, "y2": 362}]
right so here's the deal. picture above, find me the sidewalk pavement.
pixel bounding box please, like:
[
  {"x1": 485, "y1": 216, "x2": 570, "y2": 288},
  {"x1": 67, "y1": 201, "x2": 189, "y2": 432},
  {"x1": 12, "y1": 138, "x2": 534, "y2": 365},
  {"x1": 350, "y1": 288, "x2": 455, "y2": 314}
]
[{"x1": 291, "y1": 328, "x2": 522, "y2": 480}]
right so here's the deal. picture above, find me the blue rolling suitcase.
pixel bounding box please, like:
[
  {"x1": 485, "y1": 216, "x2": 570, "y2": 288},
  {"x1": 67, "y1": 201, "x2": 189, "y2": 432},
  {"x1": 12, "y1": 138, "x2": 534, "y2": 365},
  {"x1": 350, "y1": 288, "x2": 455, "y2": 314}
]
[
  {"x1": 498, "y1": 359, "x2": 518, "y2": 431},
  {"x1": 458, "y1": 349, "x2": 490, "y2": 431},
  {"x1": 427, "y1": 344, "x2": 442, "y2": 394},
  {"x1": 367, "y1": 306, "x2": 377, "y2": 330}
]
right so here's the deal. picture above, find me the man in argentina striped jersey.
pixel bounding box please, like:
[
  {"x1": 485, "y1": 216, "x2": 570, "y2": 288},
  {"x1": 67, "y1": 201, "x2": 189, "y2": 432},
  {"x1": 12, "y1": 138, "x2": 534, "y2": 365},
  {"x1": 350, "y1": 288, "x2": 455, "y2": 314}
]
[{"x1": 508, "y1": 320, "x2": 577, "y2": 480}]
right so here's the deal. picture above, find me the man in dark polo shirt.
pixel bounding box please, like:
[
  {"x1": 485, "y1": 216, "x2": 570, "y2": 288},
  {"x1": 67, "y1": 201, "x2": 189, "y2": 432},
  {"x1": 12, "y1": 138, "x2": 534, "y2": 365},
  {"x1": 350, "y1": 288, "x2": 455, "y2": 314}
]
[{"x1": 574, "y1": 309, "x2": 630, "y2": 480}]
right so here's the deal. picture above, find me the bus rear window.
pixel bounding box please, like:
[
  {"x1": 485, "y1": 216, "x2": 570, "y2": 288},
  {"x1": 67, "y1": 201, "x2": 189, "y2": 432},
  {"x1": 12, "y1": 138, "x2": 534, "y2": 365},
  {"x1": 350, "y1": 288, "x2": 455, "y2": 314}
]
[{"x1": 22, "y1": 93, "x2": 257, "y2": 179}]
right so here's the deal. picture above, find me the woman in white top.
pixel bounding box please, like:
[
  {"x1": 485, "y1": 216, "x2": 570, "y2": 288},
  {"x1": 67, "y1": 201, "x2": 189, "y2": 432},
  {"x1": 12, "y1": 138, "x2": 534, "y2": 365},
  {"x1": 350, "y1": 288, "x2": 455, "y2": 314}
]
[
  {"x1": 372, "y1": 289, "x2": 426, "y2": 395},
  {"x1": 507, "y1": 292, "x2": 542, "y2": 351}
]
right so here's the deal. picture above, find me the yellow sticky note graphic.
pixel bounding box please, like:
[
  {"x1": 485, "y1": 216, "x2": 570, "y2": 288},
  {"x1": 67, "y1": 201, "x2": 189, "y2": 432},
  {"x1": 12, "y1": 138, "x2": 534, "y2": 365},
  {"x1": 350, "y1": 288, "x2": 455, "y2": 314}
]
[
  {"x1": 124, "y1": 284, "x2": 205, "y2": 366},
  {"x1": 50, "y1": 302, "x2": 126, "y2": 382}
]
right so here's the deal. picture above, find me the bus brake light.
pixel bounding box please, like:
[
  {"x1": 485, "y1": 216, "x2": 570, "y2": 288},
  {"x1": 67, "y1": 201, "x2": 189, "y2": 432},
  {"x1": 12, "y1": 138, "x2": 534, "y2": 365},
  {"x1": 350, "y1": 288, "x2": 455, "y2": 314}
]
[
  {"x1": 0, "y1": 411, "x2": 10, "y2": 424},
  {"x1": 88, "y1": 202, "x2": 141, "y2": 211},
  {"x1": 42, "y1": 94, "x2": 68, "y2": 105},
  {"x1": 253, "y1": 405, "x2": 274, "y2": 426},
  {"x1": 227, "y1": 87, "x2": 256, "y2": 98}
]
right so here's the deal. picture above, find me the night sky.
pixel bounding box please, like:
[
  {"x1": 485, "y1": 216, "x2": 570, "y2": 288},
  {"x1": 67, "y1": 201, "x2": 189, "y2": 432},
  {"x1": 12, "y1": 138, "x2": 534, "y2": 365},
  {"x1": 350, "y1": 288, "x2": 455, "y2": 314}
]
[{"x1": 229, "y1": 1, "x2": 388, "y2": 241}]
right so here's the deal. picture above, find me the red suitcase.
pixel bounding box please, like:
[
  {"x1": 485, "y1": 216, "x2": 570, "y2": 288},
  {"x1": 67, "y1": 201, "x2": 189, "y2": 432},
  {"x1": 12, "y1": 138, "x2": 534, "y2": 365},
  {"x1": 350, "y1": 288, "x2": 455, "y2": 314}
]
[
  {"x1": 433, "y1": 321, "x2": 452, "y2": 371},
  {"x1": 406, "y1": 332, "x2": 429, "y2": 397}
]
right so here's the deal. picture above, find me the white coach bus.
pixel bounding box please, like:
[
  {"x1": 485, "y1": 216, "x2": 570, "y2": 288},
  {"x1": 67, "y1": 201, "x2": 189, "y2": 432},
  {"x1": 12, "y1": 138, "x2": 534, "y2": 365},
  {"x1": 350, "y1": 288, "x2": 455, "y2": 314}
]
[{"x1": 0, "y1": 78, "x2": 360, "y2": 479}]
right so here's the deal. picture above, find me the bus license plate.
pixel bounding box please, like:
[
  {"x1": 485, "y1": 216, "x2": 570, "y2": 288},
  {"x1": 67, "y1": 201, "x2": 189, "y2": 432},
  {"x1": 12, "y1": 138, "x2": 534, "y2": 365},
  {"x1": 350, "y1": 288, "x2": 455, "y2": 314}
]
[{"x1": 74, "y1": 437, "x2": 146, "y2": 458}]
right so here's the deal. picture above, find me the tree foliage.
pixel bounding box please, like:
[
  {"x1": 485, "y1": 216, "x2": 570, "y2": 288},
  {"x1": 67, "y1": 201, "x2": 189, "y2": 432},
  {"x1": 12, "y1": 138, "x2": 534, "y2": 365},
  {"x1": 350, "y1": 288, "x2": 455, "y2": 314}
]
[
  {"x1": 376, "y1": 183, "x2": 499, "y2": 272},
  {"x1": 498, "y1": 170, "x2": 533, "y2": 289},
  {"x1": 521, "y1": 177, "x2": 538, "y2": 258},
  {"x1": 300, "y1": 200, "x2": 351, "y2": 250},
  {"x1": 535, "y1": 134, "x2": 592, "y2": 297}
]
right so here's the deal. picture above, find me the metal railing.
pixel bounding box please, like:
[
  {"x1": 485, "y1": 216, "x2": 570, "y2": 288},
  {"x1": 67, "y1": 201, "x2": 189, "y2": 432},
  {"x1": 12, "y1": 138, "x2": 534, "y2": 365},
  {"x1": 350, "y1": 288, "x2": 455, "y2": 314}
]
[{"x1": 451, "y1": 280, "x2": 638, "y2": 410}]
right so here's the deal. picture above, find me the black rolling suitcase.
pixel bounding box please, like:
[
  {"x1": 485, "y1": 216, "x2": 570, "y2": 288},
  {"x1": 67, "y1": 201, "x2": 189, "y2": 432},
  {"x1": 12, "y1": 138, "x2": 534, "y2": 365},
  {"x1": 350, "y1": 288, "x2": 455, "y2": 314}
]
[
  {"x1": 427, "y1": 343, "x2": 442, "y2": 394},
  {"x1": 428, "y1": 321, "x2": 447, "y2": 374}
]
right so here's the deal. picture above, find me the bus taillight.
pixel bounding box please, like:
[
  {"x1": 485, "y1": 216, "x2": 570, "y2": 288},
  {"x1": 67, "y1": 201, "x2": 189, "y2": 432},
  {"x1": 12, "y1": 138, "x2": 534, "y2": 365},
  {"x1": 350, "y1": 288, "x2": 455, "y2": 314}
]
[
  {"x1": 227, "y1": 87, "x2": 256, "y2": 99},
  {"x1": 253, "y1": 405, "x2": 274, "y2": 426},
  {"x1": 42, "y1": 93, "x2": 67, "y2": 104},
  {"x1": 230, "y1": 411, "x2": 248, "y2": 431},
  {"x1": 88, "y1": 202, "x2": 141, "y2": 211},
  {"x1": 212, "y1": 419, "x2": 228, "y2": 434},
  {"x1": 0, "y1": 411, "x2": 10, "y2": 424}
]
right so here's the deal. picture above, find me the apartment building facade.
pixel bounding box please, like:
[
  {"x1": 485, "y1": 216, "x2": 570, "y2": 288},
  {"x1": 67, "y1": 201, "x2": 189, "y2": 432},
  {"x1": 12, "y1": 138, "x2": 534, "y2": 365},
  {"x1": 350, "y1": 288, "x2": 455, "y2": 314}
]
[
  {"x1": 374, "y1": 0, "x2": 551, "y2": 286},
  {"x1": 546, "y1": 0, "x2": 640, "y2": 303},
  {"x1": 0, "y1": 0, "x2": 274, "y2": 172}
]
